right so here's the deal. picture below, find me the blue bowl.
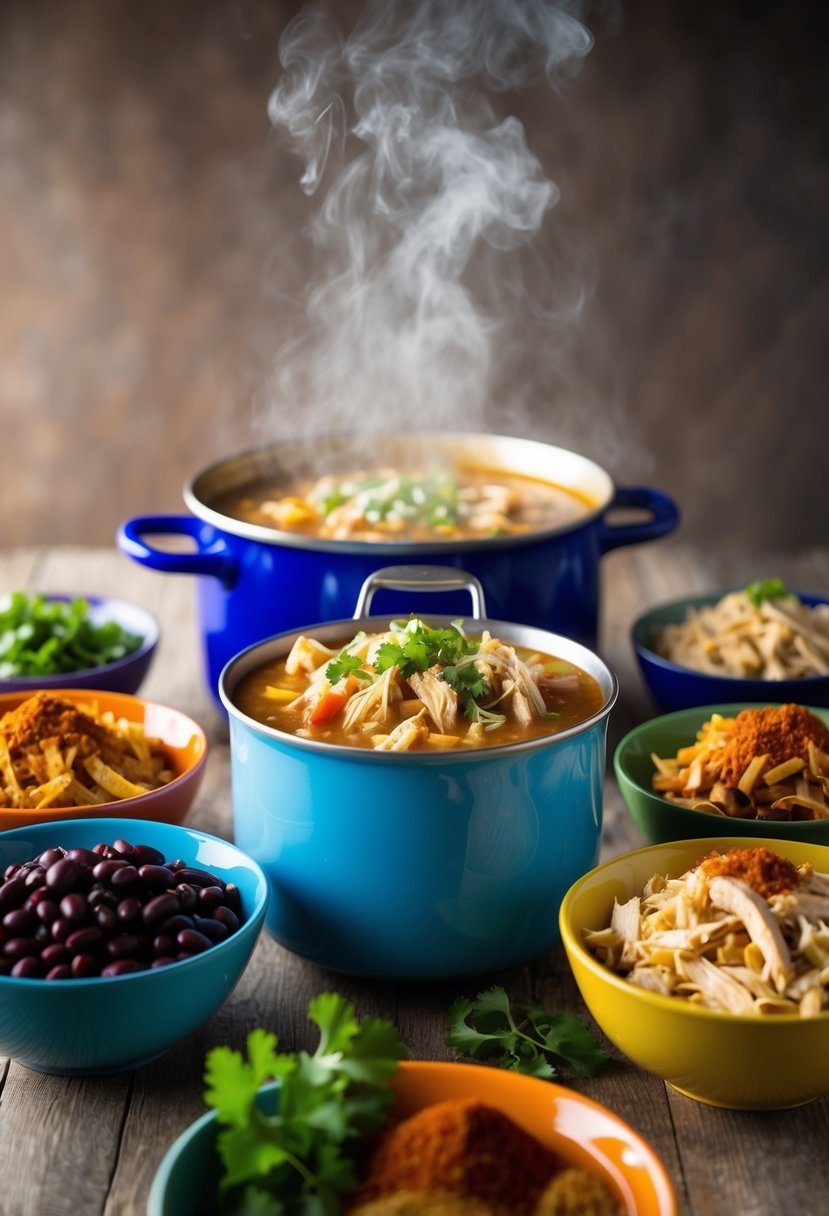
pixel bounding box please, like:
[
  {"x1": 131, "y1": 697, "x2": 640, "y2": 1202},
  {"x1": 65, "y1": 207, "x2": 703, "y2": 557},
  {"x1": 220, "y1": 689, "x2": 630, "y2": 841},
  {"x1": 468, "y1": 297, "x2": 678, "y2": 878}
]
[
  {"x1": 633, "y1": 590, "x2": 829, "y2": 713},
  {"x1": 0, "y1": 818, "x2": 268, "y2": 1076},
  {"x1": 0, "y1": 594, "x2": 159, "y2": 696}
]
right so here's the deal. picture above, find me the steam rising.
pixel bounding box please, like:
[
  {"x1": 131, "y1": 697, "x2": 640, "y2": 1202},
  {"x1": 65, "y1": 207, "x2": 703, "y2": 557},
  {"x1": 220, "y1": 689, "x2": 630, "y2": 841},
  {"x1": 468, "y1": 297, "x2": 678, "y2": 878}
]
[{"x1": 257, "y1": 0, "x2": 602, "y2": 447}]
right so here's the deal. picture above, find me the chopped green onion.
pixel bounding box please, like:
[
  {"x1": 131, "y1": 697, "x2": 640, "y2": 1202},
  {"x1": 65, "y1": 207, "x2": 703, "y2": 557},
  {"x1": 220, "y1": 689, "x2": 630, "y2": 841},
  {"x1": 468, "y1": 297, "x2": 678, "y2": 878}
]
[{"x1": 0, "y1": 593, "x2": 142, "y2": 678}]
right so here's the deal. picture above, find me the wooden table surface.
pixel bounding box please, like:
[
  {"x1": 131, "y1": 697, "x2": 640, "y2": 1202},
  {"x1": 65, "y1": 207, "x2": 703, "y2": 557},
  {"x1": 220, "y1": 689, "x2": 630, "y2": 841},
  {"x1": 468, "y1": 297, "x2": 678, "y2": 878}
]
[{"x1": 0, "y1": 541, "x2": 828, "y2": 1216}]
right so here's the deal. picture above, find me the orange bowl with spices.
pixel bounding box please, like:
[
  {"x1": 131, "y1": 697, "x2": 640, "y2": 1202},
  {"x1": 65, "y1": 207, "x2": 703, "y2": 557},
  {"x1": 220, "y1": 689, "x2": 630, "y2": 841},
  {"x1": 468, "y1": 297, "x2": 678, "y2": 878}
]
[{"x1": 614, "y1": 703, "x2": 829, "y2": 846}]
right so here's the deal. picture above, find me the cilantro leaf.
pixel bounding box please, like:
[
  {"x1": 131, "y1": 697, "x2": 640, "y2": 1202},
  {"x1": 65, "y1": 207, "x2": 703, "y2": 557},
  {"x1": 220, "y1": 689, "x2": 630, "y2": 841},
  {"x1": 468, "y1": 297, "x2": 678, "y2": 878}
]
[
  {"x1": 744, "y1": 578, "x2": 790, "y2": 607},
  {"x1": 445, "y1": 986, "x2": 609, "y2": 1081},
  {"x1": 203, "y1": 995, "x2": 407, "y2": 1215},
  {"x1": 324, "y1": 652, "x2": 372, "y2": 685}
]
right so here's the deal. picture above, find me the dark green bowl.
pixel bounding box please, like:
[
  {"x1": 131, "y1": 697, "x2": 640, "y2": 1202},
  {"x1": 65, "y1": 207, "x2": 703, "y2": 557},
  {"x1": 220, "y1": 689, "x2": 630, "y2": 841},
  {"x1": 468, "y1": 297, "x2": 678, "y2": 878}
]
[{"x1": 614, "y1": 703, "x2": 829, "y2": 846}]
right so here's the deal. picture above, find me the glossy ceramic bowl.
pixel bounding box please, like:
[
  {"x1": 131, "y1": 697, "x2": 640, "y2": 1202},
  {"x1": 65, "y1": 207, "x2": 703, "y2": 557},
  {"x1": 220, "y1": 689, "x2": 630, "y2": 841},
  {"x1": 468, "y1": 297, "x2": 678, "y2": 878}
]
[
  {"x1": 220, "y1": 566, "x2": 618, "y2": 978},
  {"x1": 0, "y1": 688, "x2": 207, "y2": 831},
  {"x1": 633, "y1": 590, "x2": 829, "y2": 713},
  {"x1": 560, "y1": 836, "x2": 829, "y2": 1109},
  {"x1": 0, "y1": 817, "x2": 268, "y2": 1076},
  {"x1": 614, "y1": 703, "x2": 829, "y2": 845},
  {"x1": 147, "y1": 1059, "x2": 678, "y2": 1216},
  {"x1": 0, "y1": 594, "x2": 159, "y2": 696}
]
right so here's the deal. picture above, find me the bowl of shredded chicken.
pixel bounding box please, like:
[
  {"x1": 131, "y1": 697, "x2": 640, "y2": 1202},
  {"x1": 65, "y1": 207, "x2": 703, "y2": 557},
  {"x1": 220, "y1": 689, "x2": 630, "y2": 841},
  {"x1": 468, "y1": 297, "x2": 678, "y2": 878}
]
[
  {"x1": 632, "y1": 582, "x2": 829, "y2": 712},
  {"x1": 559, "y1": 836, "x2": 829, "y2": 1108}
]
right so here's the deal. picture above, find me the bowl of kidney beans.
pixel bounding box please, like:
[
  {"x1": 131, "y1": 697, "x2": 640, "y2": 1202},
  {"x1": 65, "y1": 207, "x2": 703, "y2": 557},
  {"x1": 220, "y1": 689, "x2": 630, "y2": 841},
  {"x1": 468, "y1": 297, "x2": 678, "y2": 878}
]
[{"x1": 0, "y1": 817, "x2": 268, "y2": 1075}]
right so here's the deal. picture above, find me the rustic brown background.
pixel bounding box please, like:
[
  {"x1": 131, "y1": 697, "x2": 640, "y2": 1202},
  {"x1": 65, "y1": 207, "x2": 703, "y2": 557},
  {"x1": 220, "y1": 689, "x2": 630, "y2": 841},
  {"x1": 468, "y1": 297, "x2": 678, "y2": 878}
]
[{"x1": 1, "y1": 0, "x2": 826, "y2": 552}]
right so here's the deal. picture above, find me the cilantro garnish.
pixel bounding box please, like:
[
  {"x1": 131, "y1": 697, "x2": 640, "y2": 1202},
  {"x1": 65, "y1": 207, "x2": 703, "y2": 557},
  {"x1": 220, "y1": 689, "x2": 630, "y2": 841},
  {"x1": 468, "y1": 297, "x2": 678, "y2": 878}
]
[
  {"x1": 0, "y1": 592, "x2": 142, "y2": 678},
  {"x1": 446, "y1": 986, "x2": 610, "y2": 1081},
  {"x1": 373, "y1": 619, "x2": 492, "y2": 722},
  {"x1": 744, "y1": 578, "x2": 790, "y2": 607},
  {"x1": 204, "y1": 993, "x2": 407, "y2": 1214},
  {"x1": 324, "y1": 651, "x2": 372, "y2": 685}
]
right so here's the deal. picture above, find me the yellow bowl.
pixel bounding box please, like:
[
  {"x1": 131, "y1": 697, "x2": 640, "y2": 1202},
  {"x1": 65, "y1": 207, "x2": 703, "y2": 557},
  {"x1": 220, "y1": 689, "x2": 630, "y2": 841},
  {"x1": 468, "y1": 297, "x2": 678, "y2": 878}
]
[
  {"x1": 559, "y1": 836, "x2": 829, "y2": 1110},
  {"x1": 0, "y1": 688, "x2": 207, "y2": 830}
]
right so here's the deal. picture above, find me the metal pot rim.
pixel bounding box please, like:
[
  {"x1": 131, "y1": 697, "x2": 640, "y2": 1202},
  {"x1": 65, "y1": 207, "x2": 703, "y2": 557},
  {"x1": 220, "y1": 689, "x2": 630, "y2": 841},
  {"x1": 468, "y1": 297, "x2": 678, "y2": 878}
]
[
  {"x1": 184, "y1": 432, "x2": 615, "y2": 553},
  {"x1": 219, "y1": 612, "x2": 619, "y2": 761}
]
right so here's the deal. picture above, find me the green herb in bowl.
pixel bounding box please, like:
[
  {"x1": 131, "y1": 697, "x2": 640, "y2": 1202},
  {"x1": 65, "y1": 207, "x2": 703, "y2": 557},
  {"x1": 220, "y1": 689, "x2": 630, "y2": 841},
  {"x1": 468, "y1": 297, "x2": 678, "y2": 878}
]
[{"x1": 0, "y1": 593, "x2": 143, "y2": 678}]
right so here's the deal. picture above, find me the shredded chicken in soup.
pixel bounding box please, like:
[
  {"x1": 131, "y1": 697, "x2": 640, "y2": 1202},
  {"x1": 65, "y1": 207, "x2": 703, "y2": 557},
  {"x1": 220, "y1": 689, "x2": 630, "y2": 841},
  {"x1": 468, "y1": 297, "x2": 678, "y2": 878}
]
[
  {"x1": 232, "y1": 617, "x2": 604, "y2": 750},
  {"x1": 216, "y1": 465, "x2": 594, "y2": 542}
]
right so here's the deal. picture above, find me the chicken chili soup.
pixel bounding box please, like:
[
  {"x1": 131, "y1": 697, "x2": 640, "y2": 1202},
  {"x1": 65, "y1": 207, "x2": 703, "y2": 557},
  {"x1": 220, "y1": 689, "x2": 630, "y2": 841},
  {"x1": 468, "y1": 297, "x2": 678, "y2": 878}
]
[
  {"x1": 232, "y1": 617, "x2": 605, "y2": 751},
  {"x1": 215, "y1": 465, "x2": 595, "y2": 543}
]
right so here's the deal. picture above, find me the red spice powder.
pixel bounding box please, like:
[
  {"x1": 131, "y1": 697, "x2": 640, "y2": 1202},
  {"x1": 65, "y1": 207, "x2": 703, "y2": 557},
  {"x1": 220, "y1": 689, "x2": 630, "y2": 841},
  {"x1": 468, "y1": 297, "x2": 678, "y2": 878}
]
[
  {"x1": 698, "y1": 846, "x2": 806, "y2": 899},
  {"x1": 351, "y1": 1098, "x2": 560, "y2": 1213},
  {"x1": 718, "y1": 704, "x2": 829, "y2": 787}
]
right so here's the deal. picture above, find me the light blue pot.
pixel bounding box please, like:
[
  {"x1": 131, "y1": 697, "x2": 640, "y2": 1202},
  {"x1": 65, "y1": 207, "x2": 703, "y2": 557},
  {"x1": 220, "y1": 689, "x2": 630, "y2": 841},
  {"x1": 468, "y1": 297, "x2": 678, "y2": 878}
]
[{"x1": 220, "y1": 568, "x2": 618, "y2": 978}]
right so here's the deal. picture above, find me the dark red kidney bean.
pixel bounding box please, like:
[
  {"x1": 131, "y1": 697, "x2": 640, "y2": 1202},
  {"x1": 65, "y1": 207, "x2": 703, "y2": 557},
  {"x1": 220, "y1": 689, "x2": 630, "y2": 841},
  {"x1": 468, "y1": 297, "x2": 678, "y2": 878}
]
[
  {"x1": 71, "y1": 953, "x2": 98, "y2": 978},
  {"x1": 175, "y1": 883, "x2": 197, "y2": 911},
  {"x1": 66, "y1": 927, "x2": 104, "y2": 954},
  {"x1": 41, "y1": 943, "x2": 71, "y2": 967},
  {"x1": 12, "y1": 955, "x2": 43, "y2": 978},
  {"x1": 112, "y1": 838, "x2": 135, "y2": 857},
  {"x1": 24, "y1": 886, "x2": 49, "y2": 911},
  {"x1": 101, "y1": 959, "x2": 144, "y2": 977},
  {"x1": 66, "y1": 847, "x2": 99, "y2": 867},
  {"x1": 0, "y1": 875, "x2": 27, "y2": 913},
  {"x1": 4, "y1": 937, "x2": 39, "y2": 961},
  {"x1": 92, "y1": 842, "x2": 109, "y2": 856},
  {"x1": 159, "y1": 914, "x2": 194, "y2": 933},
  {"x1": 132, "y1": 844, "x2": 165, "y2": 866},
  {"x1": 224, "y1": 884, "x2": 242, "y2": 915},
  {"x1": 174, "y1": 867, "x2": 225, "y2": 889},
  {"x1": 192, "y1": 916, "x2": 228, "y2": 943},
  {"x1": 3, "y1": 863, "x2": 22, "y2": 881},
  {"x1": 46, "y1": 964, "x2": 73, "y2": 981},
  {"x1": 88, "y1": 886, "x2": 117, "y2": 909},
  {"x1": 168, "y1": 859, "x2": 186, "y2": 871},
  {"x1": 109, "y1": 865, "x2": 139, "y2": 891},
  {"x1": 45, "y1": 858, "x2": 82, "y2": 893},
  {"x1": 3, "y1": 908, "x2": 37, "y2": 935},
  {"x1": 150, "y1": 957, "x2": 176, "y2": 968},
  {"x1": 38, "y1": 847, "x2": 66, "y2": 868},
  {"x1": 59, "y1": 893, "x2": 88, "y2": 922},
  {"x1": 36, "y1": 899, "x2": 59, "y2": 923},
  {"x1": 24, "y1": 866, "x2": 46, "y2": 890},
  {"x1": 92, "y1": 859, "x2": 127, "y2": 882},
  {"x1": 96, "y1": 906, "x2": 117, "y2": 934},
  {"x1": 107, "y1": 934, "x2": 140, "y2": 959},
  {"x1": 176, "y1": 951, "x2": 194, "y2": 961},
  {"x1": 176, "y1": 928, "x2": 212, "y2": 954},
  {"x1": 137, "y1": 864, "x2": 175, "y2": 888},
  {"x1": 116, "y1": 897, "x2": 143, "y2": 924},
  {"x1": 143, "y1": 893, "x2": 180, "y2": 925},
  {"x1": 51, "y1": 918, "x2": 72, "y2": 943},
  {"x1": 152, "y1": 933, "x2": 176, "y2": 955},
  {"x1": 198, "y1": 885, "x2": 225, "y2": 910},
  {"x1": 212, "y1": 905, "x2": 240, "y2": 933},
  {"x1": 34, "y1": 924, "x2": 51, "y2": 946}
]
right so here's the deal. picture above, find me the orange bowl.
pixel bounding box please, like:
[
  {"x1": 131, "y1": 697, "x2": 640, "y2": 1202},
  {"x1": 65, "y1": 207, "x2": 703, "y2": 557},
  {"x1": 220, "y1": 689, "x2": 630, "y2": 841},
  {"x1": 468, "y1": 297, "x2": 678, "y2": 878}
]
[
  {"x1": 0, "y1": 688, "x2": 207, "y2": 830},
  {"x1": 149, "y1": 1059, "x2": 679, "y2": 1215}
]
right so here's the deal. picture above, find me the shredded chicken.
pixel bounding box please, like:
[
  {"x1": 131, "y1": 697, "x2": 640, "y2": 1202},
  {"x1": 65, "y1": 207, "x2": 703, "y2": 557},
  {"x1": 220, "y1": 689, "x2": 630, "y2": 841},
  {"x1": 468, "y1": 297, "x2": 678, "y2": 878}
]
[{"x1": 408, "y1": 669, "x2": 459, "y2": 734}]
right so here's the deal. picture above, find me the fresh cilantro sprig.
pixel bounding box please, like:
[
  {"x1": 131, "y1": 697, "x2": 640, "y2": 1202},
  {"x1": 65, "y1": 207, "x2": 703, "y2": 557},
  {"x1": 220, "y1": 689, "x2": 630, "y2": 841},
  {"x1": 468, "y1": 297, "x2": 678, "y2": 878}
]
[
  {"x1": 0, "y1": 591, "x2": 142, "y2": 678},
  {"x1": 744, "y1": 578, "x2": 791, "y2": 607},
  {"x1": 445, "y1": 986, "x2": 610, "y2": 1081},
  {"x1": 324, "y1": 651, "x2": 372, "y2": 685},
  {"x1": 204, "y1": 993, "x2": 408, "y2": 1215},
  {"x1": 373, "y1": 619, "x2": 492, "y2": 723}
]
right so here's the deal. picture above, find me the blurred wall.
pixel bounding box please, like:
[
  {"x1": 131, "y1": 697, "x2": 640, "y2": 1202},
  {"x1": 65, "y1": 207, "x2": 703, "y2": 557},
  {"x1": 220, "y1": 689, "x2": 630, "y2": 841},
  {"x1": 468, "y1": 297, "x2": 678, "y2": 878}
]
[{"x1": 0, "y1": 0, "x2": 826, "y2": 550}]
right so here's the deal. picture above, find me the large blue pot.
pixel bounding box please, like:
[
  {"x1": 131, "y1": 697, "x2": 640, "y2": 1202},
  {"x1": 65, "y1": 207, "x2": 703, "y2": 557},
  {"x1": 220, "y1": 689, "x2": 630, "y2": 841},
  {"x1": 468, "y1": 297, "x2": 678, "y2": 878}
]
[
  {"x1": 218, "y1": 567, "x2": 618, "y2": 978},
  {"x1": 117, "y1": 433, "x2": 677, "y2": 709}
]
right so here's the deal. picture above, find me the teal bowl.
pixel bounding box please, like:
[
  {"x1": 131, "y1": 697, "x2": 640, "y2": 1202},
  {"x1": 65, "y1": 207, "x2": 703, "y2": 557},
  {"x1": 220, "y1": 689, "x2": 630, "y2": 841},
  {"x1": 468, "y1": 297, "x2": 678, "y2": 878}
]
[
  {"x1": 632, "y1": 590, "x2": 829, "y2": 713},
  {"x1": 0, "y1": 818, "x2": 268, "y2": 1075},
  {"x1": 614, "y1": 703, "x2": 829, "y2": 845}
]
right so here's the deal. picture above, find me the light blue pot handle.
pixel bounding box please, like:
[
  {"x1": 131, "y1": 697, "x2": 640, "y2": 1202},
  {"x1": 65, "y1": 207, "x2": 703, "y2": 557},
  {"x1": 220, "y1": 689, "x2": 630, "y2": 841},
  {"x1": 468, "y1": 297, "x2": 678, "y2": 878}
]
[
  {"x1": 597, "y1": 487, "x2": 680, "y2": 555},
  {"x1": 117, "y1": 515, "x2": 239, "y2": 586}
]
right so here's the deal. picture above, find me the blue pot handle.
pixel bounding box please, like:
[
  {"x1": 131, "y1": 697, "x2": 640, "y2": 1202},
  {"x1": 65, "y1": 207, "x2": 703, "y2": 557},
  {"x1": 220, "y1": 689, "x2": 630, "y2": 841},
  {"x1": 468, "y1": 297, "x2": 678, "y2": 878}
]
[
  {"x1": 597, "y1": 487, "x2": 680, "y2": 554},
  {"x1": 117, "y1": 515, "x2": 238, "y2": 587}
]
